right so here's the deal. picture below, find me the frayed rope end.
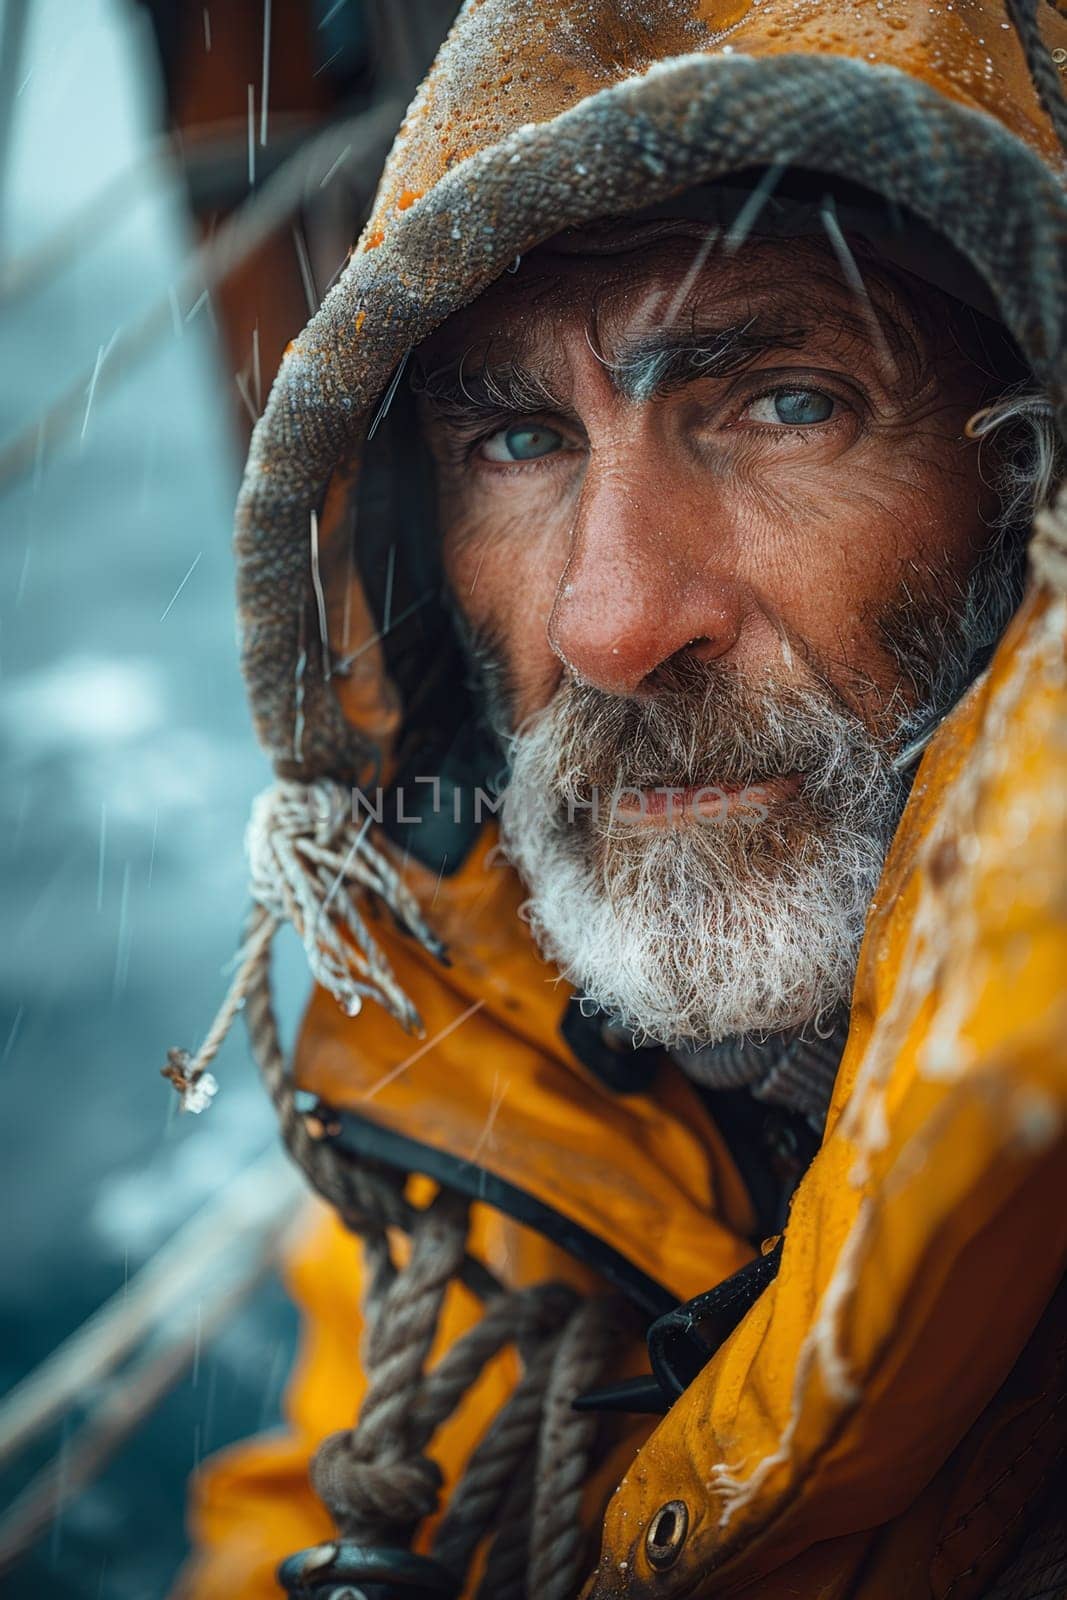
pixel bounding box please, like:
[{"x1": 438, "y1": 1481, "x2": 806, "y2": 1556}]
[{"x1": 161, "y1": 780, "x2": 439, "y2": 1111}]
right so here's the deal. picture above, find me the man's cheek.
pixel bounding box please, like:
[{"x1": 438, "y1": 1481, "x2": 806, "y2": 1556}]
[
  {"x1": 440, "y1": 504, "x2": 499, "y2": 609},
  {"x1": 723, "y1": 470, "x2": 869, "y2": 600},
  {"x1": 445, "y1": 492, "x2": 555, "y2": 601},
  {"x1": 754, "y1": 457, "x2": 963, "y2": 595}
]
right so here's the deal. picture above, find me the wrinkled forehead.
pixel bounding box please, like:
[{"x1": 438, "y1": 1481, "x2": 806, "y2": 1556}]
[{"x1": 416, "y1": 227, "x2": 928, "y2": 372}]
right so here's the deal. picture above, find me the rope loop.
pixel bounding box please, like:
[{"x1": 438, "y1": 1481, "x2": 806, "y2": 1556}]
[
  {"x1": 300, "y1": 1163, "x2": 625, "y2": 1594},
  {"x1": 310, "y1": 1188, "x2": 472, "y2": 1548}
]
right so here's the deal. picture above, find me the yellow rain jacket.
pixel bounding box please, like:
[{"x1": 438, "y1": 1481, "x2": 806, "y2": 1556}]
[{"x1": 179, "y1": 3, "x2": 1067, "y2": 1596}]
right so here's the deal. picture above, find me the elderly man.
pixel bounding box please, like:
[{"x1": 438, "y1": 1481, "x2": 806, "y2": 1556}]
[
  {"x1": 176, "y1": 3, "x2": 1067, "y2": 1599},
  {"x1": 416, "y1": 218, "x2": 1031, "y2": 1064}
]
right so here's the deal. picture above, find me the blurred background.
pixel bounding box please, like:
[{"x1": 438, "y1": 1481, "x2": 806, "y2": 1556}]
[{"x1": 0, "y1": 2, "x2": 458, "y2": 1594}]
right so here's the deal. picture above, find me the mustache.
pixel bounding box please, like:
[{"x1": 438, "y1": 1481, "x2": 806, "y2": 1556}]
[
  {"x1": 520, "y1": 655, "x2": 892, "y2": 811},
  {"x1": 500, "y1": 653, "x2": 906, "y2": 1047}
]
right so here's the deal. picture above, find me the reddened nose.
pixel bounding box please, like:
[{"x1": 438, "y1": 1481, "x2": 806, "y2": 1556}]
[{"x1": 547, "y1": 462, "x2": 746, "y2": 696}]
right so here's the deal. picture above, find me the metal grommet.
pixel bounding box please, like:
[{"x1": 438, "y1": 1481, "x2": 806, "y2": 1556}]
[
  {"x1": 645, "y1": 1500, "x2": 689, "y2": 1571},
  {"x1": 1053, "y1": 46, "x2": 1067, "y2": 69}
]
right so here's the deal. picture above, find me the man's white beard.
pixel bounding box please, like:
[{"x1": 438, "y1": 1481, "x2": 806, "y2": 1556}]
[{"x1": 499, "y1": 667, "x2": 905, "y2": 1049}]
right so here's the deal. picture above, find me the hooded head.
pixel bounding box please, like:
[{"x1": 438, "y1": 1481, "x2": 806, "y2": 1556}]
[{"x1": 236, "y1": 0, "x2": 1067, "y2": 1046}]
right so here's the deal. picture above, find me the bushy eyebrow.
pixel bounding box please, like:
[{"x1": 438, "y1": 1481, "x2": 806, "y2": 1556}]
[
  {"x1": 413, "y1": 318, "x2": 810, "y2": 426},
  {"x1": 412, "y1": 358, "x2": 565, "y2": 425},
  {"x1": 607, "y1": 320, "x2": 806, "y2": 402}
]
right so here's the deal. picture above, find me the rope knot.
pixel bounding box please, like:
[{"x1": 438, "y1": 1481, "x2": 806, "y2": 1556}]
[
  {"x1": 253, "y1": 777, "x2": 350, "y2": 853},
  {"x1": 244, "y1": 777, "x2": 444, "y2": 1031},
  {"x1": 310, "y1": 1430, "x2": 443, "y2": 1544}
]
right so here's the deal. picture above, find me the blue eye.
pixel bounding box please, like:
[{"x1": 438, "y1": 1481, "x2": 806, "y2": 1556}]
[
  {"x1": 777, "y1": 389, "x2": 833, "y2": 424},
  {"x1": 481, "y1": 423, "x2": 565, "y2": 462},
  {"x1": 749, "y1": 388, "x2": 835, "y2": 426}
]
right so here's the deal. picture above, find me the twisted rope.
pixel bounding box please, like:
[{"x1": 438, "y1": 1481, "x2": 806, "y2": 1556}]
[
  {"x1": 528, "y1": 1298, "x2": 623, "y2": 1600},
  {"x1": 429, "y1": 1292, "x2": 625, "y2": 1597},
  {"x1": 1005, "y1": 0, "x2": 1067, "y2": 157},
  {"x1": 411, "y1": 1281, "x2": 580, "y2": 1444},
  {"x1": 474, "y1": 1468, "x2": 534, "y2": 1600},
  {"x1": 244, "y1": 904, "x2": 408, "y2": 1238},
  {"x1": 161, "y1": 779, "x2": 624, "y2": 1592},
  {"x1": 242, "y1": 908, "x2": 499, "y2": 1306},
  {"x1": 241, "y1": 908, "x2": 407, "y2": 1328},
  {"x1": 237, "y1": 925, "x2": 622, "y2": 1591},
  {"x1": 432, "y1": 1334, "x2": 565, "y2": 1582},
  {"x1": 311, "y1": 1187, "x2": 471, "y2": 1547},
  {"x1": 304, "y1": 1180, "x2": 621, "y2": 1594}
]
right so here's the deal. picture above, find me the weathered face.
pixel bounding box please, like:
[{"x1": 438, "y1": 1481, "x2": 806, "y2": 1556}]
[{"x1": 416, "y1": 230, "x2": 1001, "y2": 1046}]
